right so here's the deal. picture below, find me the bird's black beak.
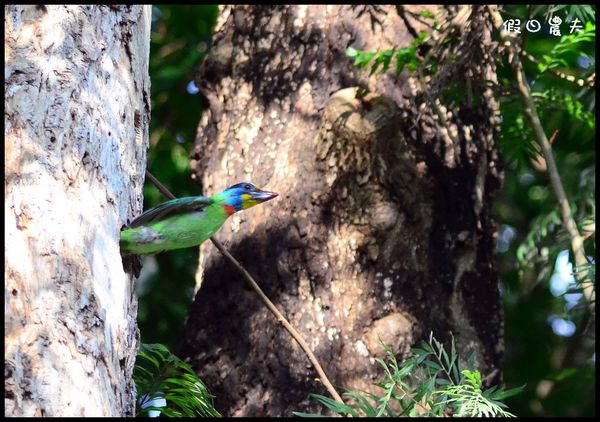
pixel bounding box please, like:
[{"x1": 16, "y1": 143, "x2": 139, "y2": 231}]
[{"x1": 251, "y1": 189, "x2": 279, "y2": 202}]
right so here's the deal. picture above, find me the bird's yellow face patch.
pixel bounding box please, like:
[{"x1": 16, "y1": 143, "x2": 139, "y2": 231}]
[{"x1": 241, "y1": 193, "x2": 260, "y2": 210}]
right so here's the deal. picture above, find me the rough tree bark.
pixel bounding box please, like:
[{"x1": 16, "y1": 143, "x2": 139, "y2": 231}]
[
  {"x1": 5, "y1": 5, "x2": 151, "y2": 416},
  {"x1": 180, "y1": 5, "x2": 503, "y2": 416}
]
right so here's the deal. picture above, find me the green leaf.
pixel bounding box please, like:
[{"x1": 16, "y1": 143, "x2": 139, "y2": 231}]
[
  {"x1": 292, "y1": 411, "x2": 326, "y2": 417},
  {"x1": 345, "y1": 46, "x2": 358, "y2": 58},
  {"x1": 489, "y1": 384, "x2": 526, "y2": 401},
  {"x1": 423, "y1": 360, "x2": 444, "y2": 374},
  {"x1": 309, "y1": 393, "x2": 359, "y2": 417},
  {"x1": 419, "y1": 10, "x2": 436, "y2": 19},
  {"x1": 343, "y1": 390, "x2": 378, "y2": 416}
]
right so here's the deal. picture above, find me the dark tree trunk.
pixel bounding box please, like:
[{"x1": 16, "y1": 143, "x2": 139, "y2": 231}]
[{"x1": 180, "y1": 5, "x2": 503, "y2": 416}]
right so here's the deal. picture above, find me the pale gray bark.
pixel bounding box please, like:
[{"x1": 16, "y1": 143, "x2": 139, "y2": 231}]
[{"x1": 5, "y1": 5, "x2": 151, "y2": 416}]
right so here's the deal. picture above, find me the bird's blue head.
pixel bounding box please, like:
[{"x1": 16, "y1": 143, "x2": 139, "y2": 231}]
[{"x1": 214, "y1": 182, "x2": 278, "y2": 215}]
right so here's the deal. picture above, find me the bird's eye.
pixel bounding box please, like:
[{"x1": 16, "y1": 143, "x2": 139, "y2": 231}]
[{"x1": 244, "y1": 184, "x2": 252, "y2": 191}]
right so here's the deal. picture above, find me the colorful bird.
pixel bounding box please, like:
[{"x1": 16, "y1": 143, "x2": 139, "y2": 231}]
[{"x1": 120, "y1": 182, "x2": 278, "y2": 255}]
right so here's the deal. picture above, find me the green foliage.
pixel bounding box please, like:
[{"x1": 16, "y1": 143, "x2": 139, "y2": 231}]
[
  {"x1": 532, "y1": 89, "x2": 595, "y2": 129},
  {"x1": 294, "y1": 334, "x2": 523, "y2": 417},
  {"x1": 494, "y1": 5, "x2": 595, "y2": 417},
  {"x1": 345, "y1": 30, "x2": 428, "y2": 76},
  {"x1": 146, "y1": 4, "x2": 218, "y2": 203},
  {"x1": 495, "y1": 7, "x2": 596, "y2": 301},
  {"x1": 134, "y1": 343, "x2": 220, "y2": 417},
  {"x1": 547, "y1": 5, "x2": 596, "y2": 26},
  {"x1": 419, "y1": 10, "x2": 436, "y2": 20},
  {"x1": 516, "y1": 209, "x2": 562, "y2": 282},
  {"x1": 537, "y1": 22, "x2": 595, "y2": 74},
  {"x1": 438, "y1": 369, "x2": 522, "y2": 417},
  {"x1": 498, "y1": 18, "x2": 595, "y2": 169},
  {"x1": 496, "y1": 97, "x2": 538, "y2": 165}
]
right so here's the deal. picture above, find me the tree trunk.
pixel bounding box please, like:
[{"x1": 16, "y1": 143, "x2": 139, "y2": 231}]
[
  {"x1": 5, "y1": 5, "x2": 151, "y2": 416},
  {"x1": 181, "y1": 5, "x2": 503, "y2": 416}
]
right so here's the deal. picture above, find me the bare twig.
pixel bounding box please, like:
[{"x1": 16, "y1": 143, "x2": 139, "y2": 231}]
[
  {"x1": 144, "y1": 170, "x2": 346, "y2": 408},
  {"x1": 548, "y1": 129, "x2": 559, "y2": 145},
  {"x1": 488, "y1": 6, "x2": 594, "y2": 306}
]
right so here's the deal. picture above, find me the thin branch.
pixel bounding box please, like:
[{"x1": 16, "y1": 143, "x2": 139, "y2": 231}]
[
  {"x1": 522, "y1": 50, "x2": 595, "y2": 88},
  {"x1": 144, "y1": 171, "x2": 175, "y2": 200},
  {"x1": 143, "y1": 170, "x2": 346, "y2": 408},
  {"x1": 547, "y1": 129, "x2": 559, "y2": 145},
  {"x1": 488, "y1": 6, "x2": 594, "y2": 306}
]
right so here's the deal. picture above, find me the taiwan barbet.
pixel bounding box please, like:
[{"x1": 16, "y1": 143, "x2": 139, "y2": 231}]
[{"x1": 120, "y1": 182, "x2": 278, "y2": 255}]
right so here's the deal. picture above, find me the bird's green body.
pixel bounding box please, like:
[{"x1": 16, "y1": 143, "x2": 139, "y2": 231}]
[
  {"x1": 120, "y1": 183, "x2": 277, "y2": 255},
  {"x1": 120, "y1": 197, "x2": 225, "y2": 255}
]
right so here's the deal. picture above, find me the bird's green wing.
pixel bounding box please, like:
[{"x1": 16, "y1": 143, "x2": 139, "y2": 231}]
[{"x1": 128, "y1": 196, "x2": 214, "y2": 228}]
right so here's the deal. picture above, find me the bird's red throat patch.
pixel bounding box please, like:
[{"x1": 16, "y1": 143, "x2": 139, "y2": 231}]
[{"x1": 223, "y1": 204, "x2": 235, "y2": 216}]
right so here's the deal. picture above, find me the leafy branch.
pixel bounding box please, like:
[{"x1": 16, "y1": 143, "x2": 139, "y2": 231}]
[
  {"x1": 294, "y1": 333, "x2": 523, "y2": 417},
  {"x1": 345, "y1": 30, "x2": 429, "y2": 77},
  {"x1": 438, "y1": 369, "x2": 518, "y2": 417},
  {"x1": 489, "y1": 6, "x2": 595, "y2": 308},
  {"x1": 533, "y1": 21, "x2": 595, "y2": 85},
  {"x1": 134, "y1": 343, "x2": 220, "y2": 417}
]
